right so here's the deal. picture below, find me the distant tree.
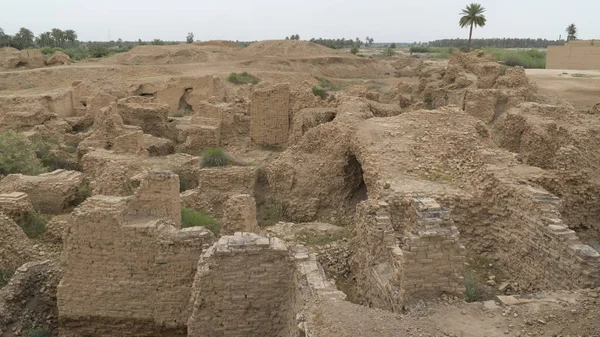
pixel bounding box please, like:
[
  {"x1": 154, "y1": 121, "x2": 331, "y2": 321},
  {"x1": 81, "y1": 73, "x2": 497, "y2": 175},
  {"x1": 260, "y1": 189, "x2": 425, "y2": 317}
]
[
  {"x1": 350, "y1": 45, "x2": 359, "y2": 55},
  {"x1": 186, "y1": 32, "x2": 194, "y2": 43},
  {"x1": 151, "y1": 39, "x2": 165, "y2": 45},
  {"x1": 390, "y1": 43, "x2": 397, "y2": 49},
  {"x1": 0, "y1": 28, "x2": 12, "y2": 48},
  {"x1": 12, "y1": 27, "x2": 35, "y2": 49},
  {"x1": 355, "y1": 37, "x2": 362, "y2": 47},
  {"x1": 117, "y1": 38, "x2": 123, "y2": 47},
  {"x1": 64, "y1": 29, "x2": 77, "y2": 47},
  {"x1": 51, "y1": 28, "x2": 65, "y2": 48},
  {"x1": 366, "y1": 37, "x2": 374, "y2": 46},
  {"x1": 37, "y1": 32, "x2": 53, "y2": 47},
  {"x1": 459, "y1": 3, "x2": 487, "y2": 51},
  {"x1": 285, "y1": 36, "x2": 289, "y2": 40},
  {"x1": 566, "y1": 24, "x2": 577, "y2": 41}
]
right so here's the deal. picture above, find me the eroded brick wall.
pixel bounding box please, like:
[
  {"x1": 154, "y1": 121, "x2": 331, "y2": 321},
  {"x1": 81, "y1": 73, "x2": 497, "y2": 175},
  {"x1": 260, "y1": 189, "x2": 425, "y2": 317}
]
[
  {"x1": 187, "y1": 233, "x2": 298, "y2": 337},
  {"x1": 250, "y1": 83, "x2": 290, "y2": 148}
]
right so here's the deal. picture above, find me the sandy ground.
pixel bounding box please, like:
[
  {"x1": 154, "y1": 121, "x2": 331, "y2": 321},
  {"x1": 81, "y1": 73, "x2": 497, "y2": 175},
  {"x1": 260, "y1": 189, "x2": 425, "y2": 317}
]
[{"x1": 526, "y1": 68, "x2": 600, "y2": 110}]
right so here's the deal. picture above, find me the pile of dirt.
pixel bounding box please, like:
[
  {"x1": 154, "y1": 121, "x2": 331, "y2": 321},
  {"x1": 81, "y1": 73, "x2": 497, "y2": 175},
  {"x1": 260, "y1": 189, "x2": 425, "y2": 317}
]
[
  {"x1": 106, "y1": 44, "x2": 210, "y2": 65},
  {"x1": 236, "y1": 40, "x2": 348, "y2": 58},
  {"x1": 193, "y1": 40, "x2": 240, "y2": 48}
]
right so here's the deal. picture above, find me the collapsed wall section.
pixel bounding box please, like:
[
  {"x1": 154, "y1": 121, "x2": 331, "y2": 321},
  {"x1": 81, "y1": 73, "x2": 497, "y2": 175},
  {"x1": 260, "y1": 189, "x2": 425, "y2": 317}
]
[
  {"x1": 57, "y1": 171, "x2": 214, "y2": 337},
  {"x1": 187, "y1": 233, "x2": 297, "y2": 337}
]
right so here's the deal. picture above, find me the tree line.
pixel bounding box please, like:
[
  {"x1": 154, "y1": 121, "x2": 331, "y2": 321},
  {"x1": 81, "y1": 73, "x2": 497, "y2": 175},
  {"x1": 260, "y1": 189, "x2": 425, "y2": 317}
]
[
  {"x1": 308, "y1": 36, "x2": 374, "y2": 49},
  {"x1": 0, "y1": 27, "x2": 79, "y2": 50},
  {"x1": 428, "y1": 38, "x2": 564, "y2": 49}
]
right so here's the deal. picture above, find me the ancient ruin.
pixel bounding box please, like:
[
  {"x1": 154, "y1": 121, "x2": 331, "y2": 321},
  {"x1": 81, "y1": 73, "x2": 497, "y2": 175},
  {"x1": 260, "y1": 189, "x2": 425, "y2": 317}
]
[{"x1": 1, "y1": 36, "x2": 599, "y2": 337}]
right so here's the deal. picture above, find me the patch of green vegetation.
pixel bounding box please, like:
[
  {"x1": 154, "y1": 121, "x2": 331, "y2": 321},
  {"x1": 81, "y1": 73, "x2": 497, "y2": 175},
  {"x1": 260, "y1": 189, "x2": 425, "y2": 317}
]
[
  {"x1": 88, "y1": 44, "x2": 110, "y2": 58},
  {"x1": 200, "y1": 147, "x2": 230, "y2": 168},
  {"x1": 463, "y1": 269, "x2": 496, "y2": 302},
  {"x1": 227, "y1": 72, "x2": 260, "y2": 85},
  {"x1": 257, "y1": 199, "x2": 284, "y2": 227},
  {"x1": 315, "y1": 77, "x2": 347, "y2": 91},
  {"x1": 423, "y1": 96, "x2": 434, "y2": 110},
  {"x1": 170, "y1": 112, "x2": 184, "y2": 117},
  {"x1": 350, "y1": 46, "x2": 359, "y2": 55},
  {"x1": 312, "y1": 308, "x2": 325, "y2": 326},
  {"x1": 381, "y1": 47, "x2": 396, "y2": 57},
  {"x1": 0, "y1": 268, "x2": 15, "y2": 288},
  {"x1": 33, "y1": 139, "x2": 77, "y2": 171},
  {"x1": 295, "y1": 230, "x2": 345, "y2": 246},
  {"x1": 312, "y1": 86, "x2": 328, "y2": 99},
  {"x1": 0, "y1": 131, "x2": 47, "y2": 176},
  {"x1": 72, "y1": 183, "x2": 91, "y2": 206},
  {"x1": 482, "y1": 48, "x2": 546, "y2": 69},
  {"x1": 17, "y1": 212, "x2": 48, "y2": 239},
  {"x1": 181, "y1": 207, "x2": 220, "y2": 235},
  {"x1": 571, "y1": 73, "x2": 600, "y2": 78},
  {"x1": 409, "y1": 46, "x2": 431, "y2": 53},
  {"x1": 26, "y1": 327, "x2": 52, "y2": 337}
]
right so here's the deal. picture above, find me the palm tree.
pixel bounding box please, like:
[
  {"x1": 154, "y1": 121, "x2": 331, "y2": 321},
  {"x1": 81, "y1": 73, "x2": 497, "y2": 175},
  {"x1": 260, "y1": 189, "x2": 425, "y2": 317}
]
[
  {"x1": 566, "y1": 24, "x2": 577, "y2": 41},
  {"x1": 38, "y1": 32, "x2": 53, "y2": 47},
  {"x1": 51, "y1": 28, "x2": 64, "y2": 48},
  {"x1": 64, "y1": 29, "x2": 77, "y2": 46},
  {"x1": 459, "y1": 3, "x2": 487, "y2": 51}
]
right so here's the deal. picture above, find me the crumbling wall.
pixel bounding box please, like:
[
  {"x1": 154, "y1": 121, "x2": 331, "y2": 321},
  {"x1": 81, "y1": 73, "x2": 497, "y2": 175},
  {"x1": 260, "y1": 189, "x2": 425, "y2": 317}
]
[
  {"x1": 220, "y1": 194, "x2": 260, "y2": 235},
  {"x1": 351, "y1": 197, "x2": 465, "y2": 311},
  {"x1": 0, "y1": 214, "x2": 33, "y2": 270},
  {"x1": 58, "y1": 171, "x2": 214, "y2": 337},
  {"x1": 0, "y1": 192, "x2": 34, "y2": 223},
  {"x1": 288, "y1": 108, "x2": 336, "y2": 145},
  {"x1": 117, "y1": 97, "x2": 170, "y2": 138},
  {"x1": 187, "y1": 233, "x2": 297, "y2": 337},
  {"x1": 0, "y1": 169, "x2": 85, "y2": 214},
  {"x1": 250, "y1": 83, "x2": 290, "y2": 148},
  {"x1": 177, "y1": 116, "x2": 221, "y2": 155},
  {"x1": 181, "y1": 166, "x2": 258, "y2": 218}
]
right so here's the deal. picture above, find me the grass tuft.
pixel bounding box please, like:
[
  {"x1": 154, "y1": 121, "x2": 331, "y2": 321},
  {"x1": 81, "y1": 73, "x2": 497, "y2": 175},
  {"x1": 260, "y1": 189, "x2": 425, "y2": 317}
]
[
  {"x1": 463, "y1": 270, "x2": 496, "y2": 302},
  {"x1": 200, "y1": 147, "x2": 229, "y2": 168},
  {"x1": 312, "y1": 86, "x2": 328, "y2": 99},
  {"x1": 0, "y1": 268, "x2": 15, "y2": 288},
  {"x1": 26, "y1": 327, "x2": 52, "y2": 337},
  {"x1": 17, "y1": 212, "x2": 47, "y2": 239},
  {"x1": 227, "y1": 72, "x2": 260, "y2": 85},
  {"x1": 181, "y1": 207, "x2": 220, "y2": 235}
]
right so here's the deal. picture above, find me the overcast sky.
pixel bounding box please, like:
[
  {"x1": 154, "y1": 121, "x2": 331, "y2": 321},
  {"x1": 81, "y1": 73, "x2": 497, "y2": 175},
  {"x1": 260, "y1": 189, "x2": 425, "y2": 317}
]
[{"x1": 1, "y1": 0, "x2": 598, "y2": 42}]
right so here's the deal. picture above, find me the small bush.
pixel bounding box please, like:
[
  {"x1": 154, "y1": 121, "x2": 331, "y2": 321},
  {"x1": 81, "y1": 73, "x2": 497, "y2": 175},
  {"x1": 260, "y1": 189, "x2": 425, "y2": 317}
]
[
  {"x1": 227, "y1": 72, "x2": 260, "y2": 85},
  {"x1": 410, "y1": 46, "x2": 430, "y2": 53},
  {"x1": 257, "y1": 199, "x2": 284, "y2": 227},
  {"x1": 463, "y1": 270, "x2": 495, "y2": 302},
  {"x1": 0, "y1": 131, "x2": 46, "y2": 175},
  {"x1": 315, "y1": 77, "x2": 346, "y2": 91},
  {"x1": 88, "y1": 44, "x2": 110, "y2": 58},
  {"x1": 312, "y1": 86, "x2": 328, "y2": 99},
  {"x1": 151, "y1": 39, "x2": 165, "y2": 45},
  {"x1": 26, "y1": 327, "x2": 51, "y2": 337},
  {"x1": 423, "y1": 96, "x2": 434, "y2": 110},
  {"x1": 0, "y1": 268, "x2": 15, "y2": 288},
  {"x1": 18, "y1": 212, "x2": 47, "y2": 239},
  {"x1": 181, "y1": 207, "x2": 220, "y2": 235},
  {"x1": 201, "y1": 147, "x2": 229, "y2": 168},
  {"x1": 350, "y1": 46, "x2": 359, "y2": 55},
  {"x1": 72, "y1": 183, "x2": 91, "y2": 206},
  {"x1": 381, "y1": 47, "x2": 396, "y2": 57}
]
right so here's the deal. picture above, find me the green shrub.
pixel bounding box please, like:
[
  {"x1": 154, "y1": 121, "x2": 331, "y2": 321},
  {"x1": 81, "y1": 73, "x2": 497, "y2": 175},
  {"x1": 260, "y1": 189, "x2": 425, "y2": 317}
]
[
  {"x1": 257, "y1": 199, "x2": 284, "y2": 227},
  {"x1": 26, "y1": 327, "x2": 51, "y2": 337},
  {"x1": 315, "y1": 77, "x2": 346, "y2": 91},
  {"x1": 0, "y1": 131, "x2": 46, "y2": 175},
  {"x1": 151, "y1": 39, "x2": 165, "y2": 45},
  {"x1": 33, "y1": 140, "x2": 77, "y2": 171},
  {"x1": 201, "y1": 147, "x2": 229, "y2": 168},
  {"x1": 72, "y1": 183, "x2": 91, "y2": 206},
  {"x1": 423, "y1": 96, "x2": 434, "y2": 110},
  {"x1": 350, "y1": 46, "x2": 359, "y2": 55},
  {"x1": 381, "y1": 47, "x2": 396, "y2": 57},
  {"x1": 312, "y1": 86, "x2": 328, "y2": 99},
  {"x1": 482, "y1": 48, "x2": 546, "y2": 69},
  {"x1": 227, "y1": 72, "x2": 260, "y2": 85},
  {"x1": 88, "y1": 44, "x2": 110, "y2": 58},
  {"x1": 18, "y1": 212, "x2": 47, "y2": 239},
  {"x1": 463, "y1": 270, "x2": 495, "y2": 302},
  {"x1": 181, "y1": 207, "x2": 220, "y2": 235},
  {"x1": 0, "y1": 268, "x2": 15, "y2": 288}
]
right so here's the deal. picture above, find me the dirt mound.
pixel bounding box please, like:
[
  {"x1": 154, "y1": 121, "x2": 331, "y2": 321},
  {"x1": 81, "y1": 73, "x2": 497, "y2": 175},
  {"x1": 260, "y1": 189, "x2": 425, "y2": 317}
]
[
  {"x1": 107, "y1": 44, "x2": 209, "y2": 65},
  {"x1": 236, "y1": 40, "x2": 347, "y2": 58},
  {"x1": 46, "y1": 51, "x2": 72, "y2": 66},
  {"x1": 193, "y1": 40, "x2": 240, "y2": 48}
]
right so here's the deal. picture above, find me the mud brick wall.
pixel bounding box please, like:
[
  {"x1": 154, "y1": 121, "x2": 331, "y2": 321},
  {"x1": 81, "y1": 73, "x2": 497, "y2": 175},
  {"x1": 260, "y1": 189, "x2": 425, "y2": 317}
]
[
  {"x1": 181, "y1": 166, "x2": 259, "y2": 218},
  {"x1": 220, "y1": 194, "x2": 260, "y2": 235},
  {"x1": 58, "y1": 173, "x2": 214, "y2": 336},
  {"x1": 400, "y1": 197, "x2": 466, "y2": 301},
  {"x1": 0, "y1": 192, "x2": 34, "y2": 223},
  {"x1": 547, "y1": 41, "x2": 600, "y2": 70},
  {"x1": 351, "y1": 197, "x2": 466, "y2": 311},
  {"x1": 188, "y1": 233, "x2": 298, "y2": 337},
  {"x1": 250, "y1": 83, "x2": 290, "y2": 148},
  {"x1": 446, "y1": 170, "x2": 600, "y2": 291},
  {"x1": 125, "y1": 171, "x2": 181, "y2": 228},
  {"x1": 0, "y1": 169, "x2": 84, "y2": 214}
]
